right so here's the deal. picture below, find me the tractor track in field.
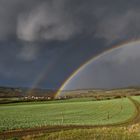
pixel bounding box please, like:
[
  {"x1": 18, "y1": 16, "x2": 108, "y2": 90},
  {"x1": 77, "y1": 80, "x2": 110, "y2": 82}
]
[
  {"x1": 127, "y1": 97, "x2": 140, "y2": 125},
  {"x1": 1, "y1": 97, "x2": 140, "y2": 139},
  {"x1": 0, "y1": 125, "x2": 108, "y2": 139}
]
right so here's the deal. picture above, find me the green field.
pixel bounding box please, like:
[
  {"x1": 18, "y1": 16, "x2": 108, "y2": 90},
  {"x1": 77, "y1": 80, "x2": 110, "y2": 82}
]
[
  {"x1": 132, "y1": 96, "x2": 140, "y2": 103},
  {"x1": 0, "y1": 97, "x2": 136, "y2": 131},
  {"x1": 24, "y1": 128, "x2": 139, "y2": 140}
]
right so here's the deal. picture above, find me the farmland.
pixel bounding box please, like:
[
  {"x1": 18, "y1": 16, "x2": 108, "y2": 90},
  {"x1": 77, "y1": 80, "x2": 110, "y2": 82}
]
[
  {"x1": 132, "y1": 96, "x2": 140, "y2": 103},
  {"x1": 0, "y1": 97, "x2": 137, "y2": 131},
  {"x1": 0, "y1": 95, "x2": 140, "y2": 139},
  {"x1": 22, "y1": 127, "x2": 140, "y2": 140}
]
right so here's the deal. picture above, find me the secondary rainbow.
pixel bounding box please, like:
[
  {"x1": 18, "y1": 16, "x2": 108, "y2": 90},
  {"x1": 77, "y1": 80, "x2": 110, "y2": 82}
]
[{"x1": 55, "y1": 39, "x2": 140, "y2": 98}]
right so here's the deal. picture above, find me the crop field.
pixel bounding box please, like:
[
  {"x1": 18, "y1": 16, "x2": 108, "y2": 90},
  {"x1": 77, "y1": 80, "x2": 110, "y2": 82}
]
[
  {"x1": 0, "y1": 97, "x2": 137, "y2": 131},
  {"x1": 132, "y1": 96, "x2": 140, "y2": 103},
  {"x1": 23, "y1": 128, "x2": 140, "y2": 140}
]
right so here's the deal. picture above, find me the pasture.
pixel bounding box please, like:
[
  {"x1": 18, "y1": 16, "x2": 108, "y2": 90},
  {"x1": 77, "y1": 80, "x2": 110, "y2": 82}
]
[
  {"x1": 0, "y1": 97, "x2": 136, "y2": 131},
  {"x1": 23, "y1": 128, "x2": 140, "y2": 140}
]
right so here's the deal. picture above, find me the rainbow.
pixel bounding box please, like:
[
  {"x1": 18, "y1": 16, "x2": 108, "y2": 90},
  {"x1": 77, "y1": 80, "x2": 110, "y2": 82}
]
[{"x1": 55, "y1": 39, "x2": 140, "y2": 98}]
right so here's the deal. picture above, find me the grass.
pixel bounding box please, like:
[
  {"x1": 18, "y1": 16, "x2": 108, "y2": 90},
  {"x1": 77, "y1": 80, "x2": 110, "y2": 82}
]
[
  {"x1": 132, "y1": 96, "x2": 140, "y2": 103},
  {"x1": 0, "y1": 97, "x2": 96, "y2": 106},
  {"x1": 0, "y1": 97, "x2": 136, "y2": 131},
  {"x1": 20, "y1": 127, "x2": 140, "y2": 140},
  {"x1": 0, "y1": 97, "x2": 99, "y2": 106}
]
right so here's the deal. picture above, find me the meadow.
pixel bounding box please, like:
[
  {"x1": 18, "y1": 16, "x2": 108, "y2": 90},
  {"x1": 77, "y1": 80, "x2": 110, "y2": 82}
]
[
  {"x1": 21, "y1": 127, "x2": 140, "y2": 140},
  {"x1": 132, "y1": 96, "x2": 140, "y2": 103},
  {"x1": 0, "y1": 97, "x2": 137, "y2": 131}
]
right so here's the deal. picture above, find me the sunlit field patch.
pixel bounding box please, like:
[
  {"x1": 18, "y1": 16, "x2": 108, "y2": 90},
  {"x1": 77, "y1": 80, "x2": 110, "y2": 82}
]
[{"x1": 0, "y1": 97, "x2": 136, "y2": 131}]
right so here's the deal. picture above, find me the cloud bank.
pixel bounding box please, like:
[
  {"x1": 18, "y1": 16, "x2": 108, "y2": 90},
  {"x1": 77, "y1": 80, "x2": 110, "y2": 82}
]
[
  {"x1": 0, "y1": 0, "x2": 140, "y2": 88},
  {"x1": 0, "y1": 0, "x2": 140, "y2": 43}
]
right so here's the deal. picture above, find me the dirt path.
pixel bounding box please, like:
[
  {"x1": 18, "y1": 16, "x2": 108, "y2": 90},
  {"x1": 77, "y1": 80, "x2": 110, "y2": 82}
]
[
  {"x1": 127, "y1": 97, "x2": 140, "y2": 124},
  {"x1": 1, "y1": 97, "x2": 140, "y2": 139},
  {"x1": 0, "y1": 125, "x2": 101, "y2": 139}
]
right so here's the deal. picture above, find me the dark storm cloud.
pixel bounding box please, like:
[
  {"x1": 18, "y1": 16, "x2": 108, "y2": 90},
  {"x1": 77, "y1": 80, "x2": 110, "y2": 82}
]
[
  {"x1": 0, "y1": 0, "x2": 140, "y2": 88},
  {"x1": 0, "y1": 0, "x2": 140, "y2": 43},
  {"x1": 16, "y1": 0, "x2": 140, "y2": 43},
  {"x1": 0, "y1": 41, "x2": 64, "y2": 87}
]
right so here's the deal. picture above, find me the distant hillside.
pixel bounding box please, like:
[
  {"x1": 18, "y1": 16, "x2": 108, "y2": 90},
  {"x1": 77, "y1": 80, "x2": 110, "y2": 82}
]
[
  {"x1": 1, "y1": 86, "x2": 140, "y2": 99},
  {"x1": 58, "y1": 87, "x2": 140, "y2": 98},
  {"x1": 0, "y1": 87, "x2": 56, "y2": 98}
]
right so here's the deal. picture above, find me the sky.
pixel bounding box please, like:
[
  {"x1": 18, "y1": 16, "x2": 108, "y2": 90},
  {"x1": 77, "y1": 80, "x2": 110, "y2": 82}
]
[
  {"x1": 62, "y1": 41, "x2": 140, "y2": 90},
  {"x1": 0, "y1": 0, "x2": 140, "y2": 89}
]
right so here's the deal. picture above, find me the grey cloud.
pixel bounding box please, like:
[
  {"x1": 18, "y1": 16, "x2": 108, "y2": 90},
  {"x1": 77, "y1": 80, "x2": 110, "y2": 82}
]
[
  {"x1": 16, "y1": 0, "x2": 140, "y2": 43},
  {"x1": 0, "y1": 0, "x2": 42, "y2": 40},
  {"x1": 0, "y1": 0, "x2": 140, "y2": 89},
  {"x1": 95, "y1": 10, "x2": 140, "y2": 43},
  {"x1": 17, "y1": 1, "x2": 80, "y2": 41},
  {"x1": 17, "y1": 43, "x2": 40, "y2": 61},
  {"x1": 0, "y1": 1, "x2": 140, "y2": 43},
  {"x1": 111, "y1": 43, "x2": 140, "y2": 64}
]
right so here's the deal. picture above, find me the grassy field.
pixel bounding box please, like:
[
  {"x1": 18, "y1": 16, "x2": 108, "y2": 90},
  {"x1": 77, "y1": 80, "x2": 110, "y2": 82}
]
[
  {"x1": 21, "y1": 128, "x2": 140, "y2": 140},
  {"x1": 0, "y1": 97, "x2": 136, "y2": 131},
  {"x1": 132, "y1": 96, "x2": 140, "y2": 103}
]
